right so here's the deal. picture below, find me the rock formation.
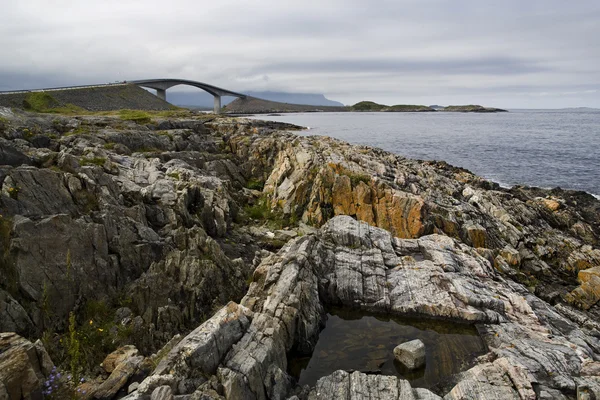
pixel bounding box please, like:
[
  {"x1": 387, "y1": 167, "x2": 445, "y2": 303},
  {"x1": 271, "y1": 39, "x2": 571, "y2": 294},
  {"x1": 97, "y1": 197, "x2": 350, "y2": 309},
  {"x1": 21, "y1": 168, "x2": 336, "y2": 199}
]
[{"x1": 0, "y1": 106, "x2": 599, "y2": 399}]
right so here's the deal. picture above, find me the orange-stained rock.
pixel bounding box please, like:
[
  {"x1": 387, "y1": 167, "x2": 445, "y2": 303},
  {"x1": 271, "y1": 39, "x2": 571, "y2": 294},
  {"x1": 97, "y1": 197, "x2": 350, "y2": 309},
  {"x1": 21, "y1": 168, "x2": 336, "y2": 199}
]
[
  {"x1": 353, "y1": 181, "x2": 376, "y2": 226},
  {"x1": 565, "y1": 267, "x2": 600, "y2": 310},
  {"x1": 332, "y1": 175, "x2": 355, "y2": 216},
  {"x1": 466, "y1": 224, "x2": 487, "y2": 248}
]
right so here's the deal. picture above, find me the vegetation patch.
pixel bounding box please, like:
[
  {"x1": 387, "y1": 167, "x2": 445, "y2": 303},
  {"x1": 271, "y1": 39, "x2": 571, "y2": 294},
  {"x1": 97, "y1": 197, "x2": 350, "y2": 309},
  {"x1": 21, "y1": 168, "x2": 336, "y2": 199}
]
[
  {"x1": 118, "y1": 109, "x2": 153, "y2": 124},
  {"x1": 385, "y1": 104, "x2": 434, "y2": 112},
  {"x1": 0, "y1": 116, "x2": 9, "y2": 134},
  {"x1": 246, "y1": 179, "x2": 265, "y2": 191},
  {"x1": 79, "y1": 157, "x2": 106, "y2": 167},
  {"x1": 351, "y1": 101, "x2": 388, "y2": 111},
  {"x1": 167, "y1": 172, "x2": 181, "y2": 180},
  {"x1": 22, "y1": 92, "x2": 85, "y2": 114},
  {"x1": 244, "y1": 196, "x2": 299, "y2": 229},
  {"x1": 42, "y1": 297, "x2": 136, "y2": 382},
  {"x1": 0, "y1": 215, "x2": 18, "y2": 295}
]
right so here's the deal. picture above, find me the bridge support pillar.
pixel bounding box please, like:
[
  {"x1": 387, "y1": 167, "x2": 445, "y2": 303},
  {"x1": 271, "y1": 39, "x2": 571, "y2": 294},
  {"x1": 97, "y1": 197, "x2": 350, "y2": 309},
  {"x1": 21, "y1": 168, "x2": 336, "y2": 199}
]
[
  {"x1": 156, "y1": 88, "x2": 167, "y2": 101},
  {"x1": 213, "y1": 95, "x2": 221, "y2": 113}
]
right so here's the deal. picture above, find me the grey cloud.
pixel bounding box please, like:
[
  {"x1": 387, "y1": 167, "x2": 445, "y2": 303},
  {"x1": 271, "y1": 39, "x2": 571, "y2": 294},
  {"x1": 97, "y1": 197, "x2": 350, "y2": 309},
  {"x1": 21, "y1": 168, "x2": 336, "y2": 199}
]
[
  {"x1": 249, "y1": 56, "x2": 549, "y2": 76},
  {"x1": 0, "y1": 0, "x2": 599, "y2": 108}
]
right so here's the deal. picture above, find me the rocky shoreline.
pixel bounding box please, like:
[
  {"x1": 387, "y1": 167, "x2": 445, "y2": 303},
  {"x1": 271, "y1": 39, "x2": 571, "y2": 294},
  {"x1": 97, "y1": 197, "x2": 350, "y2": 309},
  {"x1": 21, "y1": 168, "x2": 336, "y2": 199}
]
[{"x1": 0, "y1": 107, "x2": 599, "y2": 399}]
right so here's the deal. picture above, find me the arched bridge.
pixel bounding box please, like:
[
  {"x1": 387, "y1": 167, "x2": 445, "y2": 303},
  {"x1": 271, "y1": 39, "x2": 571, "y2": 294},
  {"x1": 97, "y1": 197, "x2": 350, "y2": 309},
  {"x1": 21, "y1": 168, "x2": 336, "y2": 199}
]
[{"x1": 129, "y1": 79, "x2": 246, "y2": 113}]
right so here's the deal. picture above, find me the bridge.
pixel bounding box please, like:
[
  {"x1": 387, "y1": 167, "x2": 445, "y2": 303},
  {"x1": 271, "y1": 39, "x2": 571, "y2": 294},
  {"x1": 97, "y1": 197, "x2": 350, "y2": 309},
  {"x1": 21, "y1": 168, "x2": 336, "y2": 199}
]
[{"x1": 129, "y1": 79, "x2": 247, "y2": 113}]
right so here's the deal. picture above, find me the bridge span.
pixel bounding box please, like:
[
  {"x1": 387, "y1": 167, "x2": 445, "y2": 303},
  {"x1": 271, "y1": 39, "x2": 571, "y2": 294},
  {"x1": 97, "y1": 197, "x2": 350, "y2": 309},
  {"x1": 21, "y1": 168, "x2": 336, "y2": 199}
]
[{"x1": 129, "y1": 79, "x2": 246, "y2": 113}]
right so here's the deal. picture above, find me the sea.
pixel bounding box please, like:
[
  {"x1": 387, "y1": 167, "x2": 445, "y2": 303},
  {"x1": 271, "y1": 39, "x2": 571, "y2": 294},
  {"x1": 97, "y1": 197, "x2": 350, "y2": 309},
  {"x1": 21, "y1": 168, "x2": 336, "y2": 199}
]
[{"x1": 250, "y1": 109, "x2": 600, "y2": 197}]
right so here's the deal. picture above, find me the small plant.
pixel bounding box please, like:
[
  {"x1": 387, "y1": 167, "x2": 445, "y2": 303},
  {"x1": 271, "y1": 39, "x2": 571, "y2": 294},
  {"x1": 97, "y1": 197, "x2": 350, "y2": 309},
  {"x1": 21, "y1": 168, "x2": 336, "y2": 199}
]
[
  {"x1": 167, "y1": 172, "x2": 181, "y2": 180},
  {"x1": 246, "y1": 179, "x2": 265, "y2": 191},
  {"x1": 67, "y1": 312, "x2": 82, "y2": 383},
  {"x1": 7, "y1": 185, "x2": 20, "y2": 200},
  {"x1": 103, "y1": 142, "x2": 115, "y2": 150},
  {"x1": 42, "y1": 366, "x2": 85, "y2": 399},
  {"x1": 347, "y1": 172, "x2": 371, "y2": 187}
]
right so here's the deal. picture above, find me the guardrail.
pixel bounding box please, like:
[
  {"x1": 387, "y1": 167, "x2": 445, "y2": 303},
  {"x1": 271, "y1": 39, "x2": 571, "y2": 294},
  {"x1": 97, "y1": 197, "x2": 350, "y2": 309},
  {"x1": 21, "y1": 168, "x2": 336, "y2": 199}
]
[{"x1": 0, "y1": 82, "x2": 129, "y2": 95}]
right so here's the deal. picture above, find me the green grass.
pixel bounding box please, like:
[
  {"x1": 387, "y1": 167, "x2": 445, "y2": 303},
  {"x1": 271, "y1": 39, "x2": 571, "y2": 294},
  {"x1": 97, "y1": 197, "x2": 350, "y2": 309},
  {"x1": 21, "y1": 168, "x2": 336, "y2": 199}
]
[
  {"x1": 79, "y1": 157, "x2": 106, "y2": 167},
  {"x1": 118, "y1": 109, "x2": 153, "y2": 124},
  {"x1": 244, "y1": 196, "x2": 299, "y2": 229},
  {"x1": 347, "y1": 172, "x2": 371, "y2": 186},
  {"x1": 22, "y1": 92, "x2": 85, "y2": 114}
]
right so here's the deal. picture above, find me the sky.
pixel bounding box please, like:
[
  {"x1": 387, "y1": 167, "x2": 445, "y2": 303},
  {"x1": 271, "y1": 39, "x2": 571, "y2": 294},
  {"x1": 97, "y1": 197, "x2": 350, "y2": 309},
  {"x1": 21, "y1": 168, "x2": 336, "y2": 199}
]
[{"x1": 1, "y1": 0, "x2": 599, "y2": 108}]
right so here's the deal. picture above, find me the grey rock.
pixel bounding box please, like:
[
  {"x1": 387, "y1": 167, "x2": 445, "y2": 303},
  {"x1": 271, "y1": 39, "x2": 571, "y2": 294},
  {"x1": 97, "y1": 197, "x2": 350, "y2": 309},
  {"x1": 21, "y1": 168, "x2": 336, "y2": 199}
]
[
  {"x1": 0, "y1": 141, "x2": 31, "y2": 166},
  {"x1": 394, "y1": 339, "x2": 426, "y2": 370},
  {"x1": 153, "y1": 302, "x2": 251, "y2": 378},
  {"x1": 151, "y1": 386, "x2": 174, "y2": 400},
  {"x1": 128, "y1": 382, "x2": 140, "y2": 394}
]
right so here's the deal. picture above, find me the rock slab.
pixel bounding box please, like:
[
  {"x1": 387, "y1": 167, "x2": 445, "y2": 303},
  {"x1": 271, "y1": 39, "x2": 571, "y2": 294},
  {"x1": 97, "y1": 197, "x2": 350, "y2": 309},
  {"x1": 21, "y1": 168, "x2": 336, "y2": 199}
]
[{"x1": 394, "y1": 339, "x2": 426, "y2": 370}]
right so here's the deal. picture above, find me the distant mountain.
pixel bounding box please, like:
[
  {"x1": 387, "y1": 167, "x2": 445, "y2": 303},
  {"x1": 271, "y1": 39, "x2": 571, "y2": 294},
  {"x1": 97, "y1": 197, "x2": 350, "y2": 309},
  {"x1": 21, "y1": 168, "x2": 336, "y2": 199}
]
[{"x1": 165, "y1": 90, "x2": 344, "y2": 108}]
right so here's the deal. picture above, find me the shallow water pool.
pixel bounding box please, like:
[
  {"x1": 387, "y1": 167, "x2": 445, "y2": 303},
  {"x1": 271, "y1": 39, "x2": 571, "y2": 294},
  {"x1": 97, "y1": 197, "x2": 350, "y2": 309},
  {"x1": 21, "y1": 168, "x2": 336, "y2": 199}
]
[{"x1": 288, "y1": 308, "x2": 487, "y2": 390}]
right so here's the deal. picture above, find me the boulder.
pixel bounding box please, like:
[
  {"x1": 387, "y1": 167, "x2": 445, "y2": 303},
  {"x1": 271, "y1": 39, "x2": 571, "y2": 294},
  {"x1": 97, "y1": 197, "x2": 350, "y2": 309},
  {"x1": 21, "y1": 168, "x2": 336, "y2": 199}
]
[
  {"x1": 393, "y1": 339, "x2": 426, "y2": 370},
  {"x1": 0, "y1": 332, "x2": 54, "y2": 400}
]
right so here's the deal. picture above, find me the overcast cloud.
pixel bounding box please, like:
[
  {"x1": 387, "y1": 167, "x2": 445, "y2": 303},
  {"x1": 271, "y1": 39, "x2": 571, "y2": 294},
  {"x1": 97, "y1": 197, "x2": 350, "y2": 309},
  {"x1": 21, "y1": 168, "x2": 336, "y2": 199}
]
[{"x1": 1, "y1": 0, "x2": 599, "y2": 108}]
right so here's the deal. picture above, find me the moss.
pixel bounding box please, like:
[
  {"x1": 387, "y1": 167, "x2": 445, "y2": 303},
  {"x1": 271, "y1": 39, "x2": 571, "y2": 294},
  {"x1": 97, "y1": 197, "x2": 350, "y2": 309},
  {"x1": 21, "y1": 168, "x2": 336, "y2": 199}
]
[
  {"x1": 138, "y1": 147, "x2": 161, "y2": 154},
  {"x1": 79, "y1": 157, "x2": 106, "y2": 167},
  {"x1": 103, "y1": 142, "x2": 115, "y2": 150},
  {"x1": 246, "y1": 179, "x2": 265, "y2": 191},
  {"x1": 0, "y1": 216, "x2": 18, "y2": 295},
  {"x1": 167, "y1": 172, "x2": 181, "y2": 180},
  {"x1": 157, "y1": 131, "x2": 174, "y2": 141},
  {"x1": 68, "y1": 125, "x2": 91, "y2": 136},
  {"x1": 347, "y1": 172, "x2": 371, "y2": 187},
  {"x1": 0, "y1": 116, "x2": 9, "y2": 134},
  {"x1": 118, "y1": 109, "x2": 152, "y2": 124},
  {"x1": 244, "y1": 196, "x2": 298, "y2": 229}
]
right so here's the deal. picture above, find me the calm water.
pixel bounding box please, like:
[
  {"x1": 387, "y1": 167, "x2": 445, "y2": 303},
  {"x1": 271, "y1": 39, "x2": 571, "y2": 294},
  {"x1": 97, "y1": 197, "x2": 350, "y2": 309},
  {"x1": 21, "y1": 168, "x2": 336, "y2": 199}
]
[
  {"x1": 288, "y1": 309, "x2": 486, "y2": 391},
  {"x1": 251, "y1": 110, "x2": 600, "y2": 196}
]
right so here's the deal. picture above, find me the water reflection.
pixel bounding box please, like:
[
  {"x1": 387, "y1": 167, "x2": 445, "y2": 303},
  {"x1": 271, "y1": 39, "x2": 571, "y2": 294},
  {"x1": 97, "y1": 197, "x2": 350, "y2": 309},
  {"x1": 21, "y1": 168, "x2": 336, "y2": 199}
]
[{"x1": 288, "y1": 308, "x2": 487, "y2": 391}]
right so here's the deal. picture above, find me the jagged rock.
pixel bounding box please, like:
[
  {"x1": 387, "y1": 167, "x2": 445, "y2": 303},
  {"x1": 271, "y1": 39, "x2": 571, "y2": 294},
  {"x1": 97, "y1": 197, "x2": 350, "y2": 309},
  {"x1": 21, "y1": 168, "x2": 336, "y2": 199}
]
[
  {"x1": 393, "y1": 339, "x2": 426, "y2": 370},
  {"x1": 153, "y1": 302, "x2": 251, "y2": 379},
  {"x1": 101, "y1": 345, "x2": 140, "y2": 373},
  {"x1": 93, "y1": 354, "x2": 143, "y2": 399},
  {"x1": 1, "y1": 110, "x2": 600, "y2": 400},
  {"x1": 0, "y1": 289, "x2": 33, "y2": 334},
  {"x1": 306, "y1": 370, "x2": 426, "y2": 399},
  {"x1": 0, "y1": 332, "x2": 53, "y2": 400},
  {"x1": 151, "y1": 385, "x2": 174, "y2": 400},
  {"x1": 0, "y1": 141, "x2": 31, "y2": 166},
  {"x1": 566, "y1": 267, "x2": 600, "y2": 310}
]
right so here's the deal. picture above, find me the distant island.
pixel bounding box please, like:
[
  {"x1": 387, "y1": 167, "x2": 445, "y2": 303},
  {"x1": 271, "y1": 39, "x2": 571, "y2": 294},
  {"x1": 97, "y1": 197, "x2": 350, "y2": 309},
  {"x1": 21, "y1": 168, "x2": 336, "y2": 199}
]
[{"x1": 224, "y1": 97, "x2": 508, "y2": 114}]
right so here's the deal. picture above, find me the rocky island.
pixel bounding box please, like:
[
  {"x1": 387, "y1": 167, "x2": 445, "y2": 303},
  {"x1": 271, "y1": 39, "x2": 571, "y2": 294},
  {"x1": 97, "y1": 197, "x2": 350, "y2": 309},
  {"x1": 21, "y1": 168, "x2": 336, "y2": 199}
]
[
  {"x1": 224, "y1": 97, "x2": 507, "y2": 114},
  {"x1": 0, "y1": 105, "x2": 599, "y2": 400}
]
